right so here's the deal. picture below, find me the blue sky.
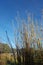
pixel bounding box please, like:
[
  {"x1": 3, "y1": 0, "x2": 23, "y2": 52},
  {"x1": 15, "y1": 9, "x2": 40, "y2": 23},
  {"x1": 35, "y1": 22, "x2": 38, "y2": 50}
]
[{"x1": 0, "y1": 0, "x2": 43, "y2": 47}]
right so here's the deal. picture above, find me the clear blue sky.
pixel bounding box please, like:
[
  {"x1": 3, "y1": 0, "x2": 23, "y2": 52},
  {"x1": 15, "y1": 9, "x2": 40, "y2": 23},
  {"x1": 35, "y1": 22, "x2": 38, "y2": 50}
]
[{"x1": 0, "y1": 0, "x2": 43, "y2": 47}]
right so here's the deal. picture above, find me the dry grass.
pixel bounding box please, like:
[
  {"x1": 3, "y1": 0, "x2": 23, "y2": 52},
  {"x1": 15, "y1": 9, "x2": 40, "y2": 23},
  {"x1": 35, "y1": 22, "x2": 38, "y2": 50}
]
[{"x1": 0, "y1": 53, "x2": 14, "y2": 65}]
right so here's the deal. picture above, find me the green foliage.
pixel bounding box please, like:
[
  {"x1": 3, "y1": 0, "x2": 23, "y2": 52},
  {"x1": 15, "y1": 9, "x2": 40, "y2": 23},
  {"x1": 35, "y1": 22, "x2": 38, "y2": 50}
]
[{"x1": 0, "y1": 43, "x2": 11, "y2": 53}]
